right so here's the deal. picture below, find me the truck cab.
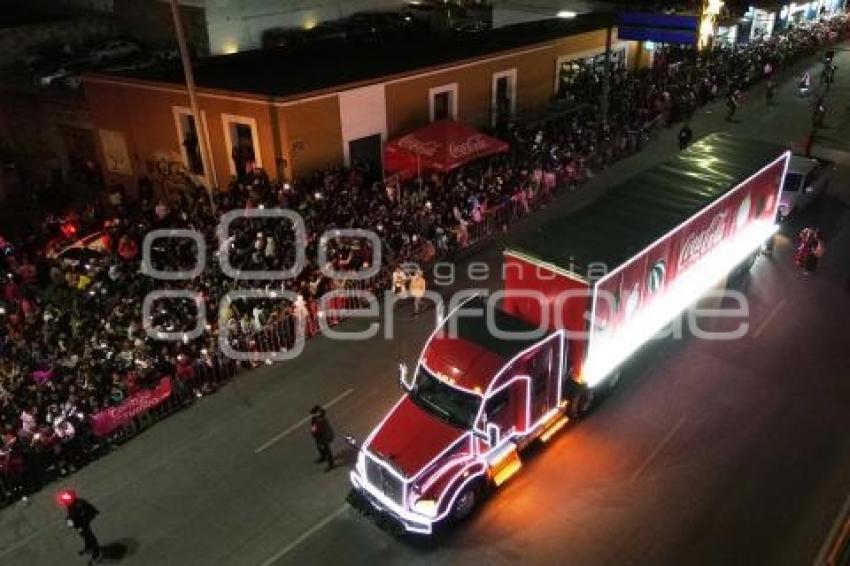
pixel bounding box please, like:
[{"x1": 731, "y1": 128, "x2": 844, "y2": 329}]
[{"x1": 348, "y1": 296, "x2": 572, "y2": 534}]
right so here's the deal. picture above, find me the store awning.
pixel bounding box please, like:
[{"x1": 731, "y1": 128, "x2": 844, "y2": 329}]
[{"x1": 384, "y1": 119, "x2": 509, "y2": 177}]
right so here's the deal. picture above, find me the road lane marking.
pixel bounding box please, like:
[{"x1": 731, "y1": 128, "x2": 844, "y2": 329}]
[
  {"x1": 0, "y1": 527, "x2": 50, "y2": 559},
  {"x1": 631, "y1": 415, "x2": 686, "y2": 483},
  {"x1": 827, "y1": 518, "x2": 850, "y2": 566},
  {"x1": 254, "y1": 388, "x2": 354, "y2": 454},
  {"x1": 259, "y1": 505, "x2": 348, "y2": 566},
  {"x1": 814, "y1": 493, "x2": 850, "y2": 566},
  {"x1": 753, "y1": 299, "x2": 788, "y2": 339}
]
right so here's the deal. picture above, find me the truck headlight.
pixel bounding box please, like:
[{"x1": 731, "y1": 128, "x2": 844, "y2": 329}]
[{"x1": 412, "y1": 498, "x2": 438, "y2": 518}]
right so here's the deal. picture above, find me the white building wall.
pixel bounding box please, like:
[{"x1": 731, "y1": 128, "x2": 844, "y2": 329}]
[
  {"x1": 205, "y1": 0, "x2": 406, "y2": 54},
  {"x1": 337, "y1": 84, "x2": 388, "y2": 167}
]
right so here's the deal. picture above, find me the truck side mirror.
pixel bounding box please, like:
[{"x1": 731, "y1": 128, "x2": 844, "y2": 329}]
[
  {"x1": 487, "y1": 423, "x2": 501, "y2": 447},
  {"x1": 399, "y1": 362, "x2": 414, "y2": 391}
]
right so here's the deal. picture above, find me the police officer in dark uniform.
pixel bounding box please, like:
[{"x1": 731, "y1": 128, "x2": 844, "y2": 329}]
[
  {"x1": 678, "y1": 123, "x2": 693, "y2": 150},
  {"x1": 309, "y1": 405, "x2": 335, "y2": 472},
  {"x1": 59, "y1": 489, "x2": 101, "y2": 564}
]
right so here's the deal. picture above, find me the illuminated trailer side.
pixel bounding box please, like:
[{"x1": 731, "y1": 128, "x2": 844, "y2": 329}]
[
  {"x1": 583, "y1": 149, "x2": 788, "y2": 385},
  {"x1": 505, "y1": 133, "x2": 789, "y2": 391}
]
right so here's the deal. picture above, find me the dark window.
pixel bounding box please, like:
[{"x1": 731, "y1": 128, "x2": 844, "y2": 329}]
[
  {"x1": 433, "y1": 91, "x2": 450, "y2": 121},
  {"x1": 783, "y1": 172, "x2": 803, "y2": 192},
  {"x1": 229, "y1": 122, "x2": 256, "y2": 178},
  {"x1": 483, "y1": 386, "x2": 513, "y2": 432},
  {"x1": 485, "y1": 389, "x2": 509, "y2": 421},
  {"x1": 234, "y1": 123, "x2": 255, "y2": 159},
  {"x1": 495, "y1": 76, "x2": 511, "y2": 123},
  {"x1": 180, "y1": 114, "x2": 204, "y2": 175}
]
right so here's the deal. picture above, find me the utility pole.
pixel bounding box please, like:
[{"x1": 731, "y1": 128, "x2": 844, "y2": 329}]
[
  {"x1": 169, "y1": 0, "x2": 217, "y2": 210},
  {"x1": 600, "y1": 24, "x2": 612, "y2": 127}
]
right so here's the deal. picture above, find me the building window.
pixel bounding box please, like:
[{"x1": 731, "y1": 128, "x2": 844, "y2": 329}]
[
  {"x1": 429, "y1": 83, "x2": 458, "y2": 122},
  {"x1": 173, "y1": 107, "x2": 205, "y2": 176},
  {"x1": 221, "y1": 114, "x2": 262, "y2": 179},
  {"x1": 554, "y1": 47, "x2": 627, "y2": 101},
  {"x1": 492, "y1": 69, "x2": 517, "y2": 127}
]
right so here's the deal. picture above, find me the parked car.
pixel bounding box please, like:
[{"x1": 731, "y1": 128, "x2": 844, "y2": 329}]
[
  {"x1": 89, "y1": 39, "x2": 141, "y2": 62},
  {"x1": 151, "y1": 48, "x2": 179, "y2": 62},
  {"x1": 303, "y1": 21, "x2": 349, "y2": 43},
  {"x1": 778, "y1": 154, "x2": 833, "y2": 220},
  {"x1": 342, "y1": 10, "x2": 421, "y2": 39},
  {"x1": 37, "y1": 60, "x2": 87, "y2": 87},
  {"x1": 261, "y1": 27, "x2": 307, "y2": 49},
  {"x1": 21, "y1": 41, "x2": 75, "y2": 70}
]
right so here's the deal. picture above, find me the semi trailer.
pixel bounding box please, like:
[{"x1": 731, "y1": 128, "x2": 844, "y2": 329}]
[{"x1": 348, "y1": 133, "x2": 790, "y2": 534}]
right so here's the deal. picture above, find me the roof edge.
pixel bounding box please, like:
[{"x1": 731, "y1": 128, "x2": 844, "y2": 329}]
[{"x1": 504, "y1": 249, "x2": 590, "y2": 284}]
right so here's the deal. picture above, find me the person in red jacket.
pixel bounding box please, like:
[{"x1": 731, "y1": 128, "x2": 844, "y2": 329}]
[{"x1": 117, "y1": 235, "x2": 138, "y2": 262}]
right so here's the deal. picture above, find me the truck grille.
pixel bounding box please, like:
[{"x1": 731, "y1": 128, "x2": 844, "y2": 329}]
[{"x1": 365, "y1": 456, "x2": 404, "y2": 506}]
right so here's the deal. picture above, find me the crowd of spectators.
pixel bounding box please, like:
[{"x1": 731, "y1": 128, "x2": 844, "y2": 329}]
[{"x1": 0, "y1": 14, "x2": 847, "y2": 504}]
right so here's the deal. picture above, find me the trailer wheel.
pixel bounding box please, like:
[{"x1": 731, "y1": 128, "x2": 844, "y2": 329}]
[
  {"x1": 606, "y1": 370, "x2": 621, "y2": 390},
  {"x1": 452, "y1": 483, "x2": 479, "y2": 521},
  {"x1": 569, "y1": 387, "x2": 595, "y2": 420},
  {"x1": 729, "y1": 251, "x2": 758, "y2": 284},
  {"x1": 740, "y1": 251, "x2": 758, "y2": 272}
]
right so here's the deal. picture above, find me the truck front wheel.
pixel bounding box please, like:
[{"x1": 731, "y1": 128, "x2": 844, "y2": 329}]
[
  {"x1": 452, "y1": 483, "x2": 480, "y2": 521},
  {"x1": 569, "y1": 387, "x2": 595, "y2": 420}
]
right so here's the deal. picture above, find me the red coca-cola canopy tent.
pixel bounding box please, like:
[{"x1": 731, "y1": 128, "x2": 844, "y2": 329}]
[{"x1": 384, "y1": 119, "x2": 509, "y2": 177}]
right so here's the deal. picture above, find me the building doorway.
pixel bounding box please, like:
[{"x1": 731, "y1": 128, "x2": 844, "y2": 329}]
[
  {"x1": 348, "y1": 134, "x2": 382, "y2": 179},
  {"x1": 60, "y1": 126, "x2": 97, "y2": 182}
]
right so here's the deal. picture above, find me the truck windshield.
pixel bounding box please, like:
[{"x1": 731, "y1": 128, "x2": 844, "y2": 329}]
[
  {"x1": 409, "y1": 367, "x2": 481, "y2": 430},
  {"x1": 783, "y1": 172, "x2": 803, "y2": 192}
]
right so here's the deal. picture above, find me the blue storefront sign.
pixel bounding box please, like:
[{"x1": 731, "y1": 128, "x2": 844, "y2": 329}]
[{"x1": 617, "y1": 12, "x2": 699, "y2": 45}]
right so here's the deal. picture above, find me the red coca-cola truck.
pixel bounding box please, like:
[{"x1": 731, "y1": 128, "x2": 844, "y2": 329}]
[{"x1": 348, "y1": 134, "x2": 790, "y2": 534}]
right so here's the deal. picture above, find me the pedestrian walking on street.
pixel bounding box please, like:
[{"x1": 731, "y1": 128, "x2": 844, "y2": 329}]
[
  {"x1": 795, "y1": 228, "x2": 823, "y2": 275},
  {"x1": 766, "y1": 79, "x2": 776, "y2": 105},
  {"x1": 409, "y1": 270, "x2": 427, "y2": 315},
  {"x1": 809, "y1": 229, "x2": 825, "y2": 273},
  {"x1": 804, "y1": 129, "x2": 817, "y2": 157},
  {"x1": 678, "y1": 123, "x2": 693, "y2": 150},
  {"x1": 813, "y1": 98, "x2": 826, "y2": 128},
  {"x1": 798, "y1": 71, "x2": 812, "y2": 96},
  {"x1": 309, "y1": 405, "x2": 335, "y2": 472},
  {"x1": 392, "y1": 265, "x2": 408, "y2": 298},
  {"x1": 59, "y1": 489, "x2": 101, "y2": 565},
  {"x1": 726, "y1": 90, "x2": 739, "y2": 121}
]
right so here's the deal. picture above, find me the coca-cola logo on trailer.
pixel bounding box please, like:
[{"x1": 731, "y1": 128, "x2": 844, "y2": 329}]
[
  {"x1": 448, "y1": 135, "x2": 490, "y2": 160},
  {"x1": 397, "y1": 136, "x2": 441, "y2": 157},
  {"x1": 678, "y1": 211, "x2": 728, "y2": 270}
]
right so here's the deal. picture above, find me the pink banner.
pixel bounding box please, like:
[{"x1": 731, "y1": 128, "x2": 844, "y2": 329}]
[{"x1": 90, "y1": 377, "x2": 173, "y2": 437}]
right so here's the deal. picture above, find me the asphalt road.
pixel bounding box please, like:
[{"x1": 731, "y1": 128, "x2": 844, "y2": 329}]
[{"x1": 2, "y1": 45, "x2": 850, "y2": 566}]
